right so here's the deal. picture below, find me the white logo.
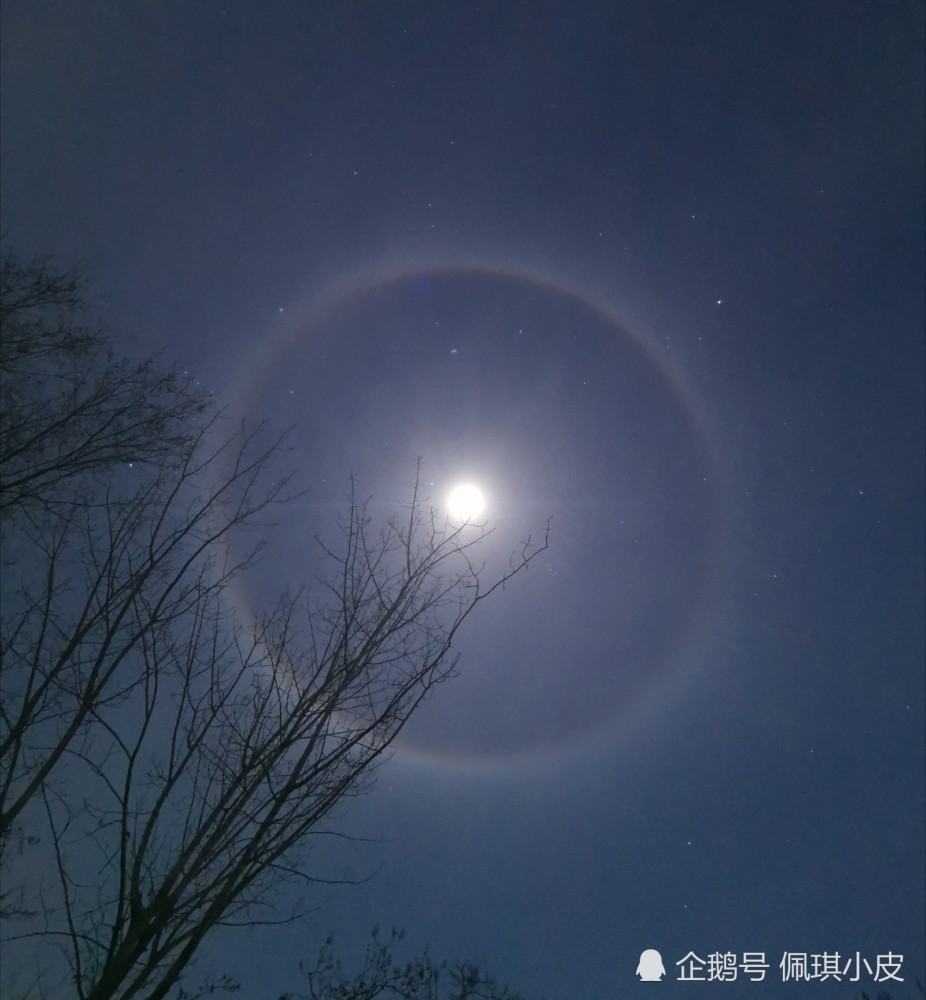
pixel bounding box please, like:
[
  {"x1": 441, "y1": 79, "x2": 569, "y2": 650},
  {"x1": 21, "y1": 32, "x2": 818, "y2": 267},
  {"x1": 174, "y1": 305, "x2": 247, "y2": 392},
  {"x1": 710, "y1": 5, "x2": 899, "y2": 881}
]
[{"x1": 637, "y1": 949, "x2": 666, "y2": 981}]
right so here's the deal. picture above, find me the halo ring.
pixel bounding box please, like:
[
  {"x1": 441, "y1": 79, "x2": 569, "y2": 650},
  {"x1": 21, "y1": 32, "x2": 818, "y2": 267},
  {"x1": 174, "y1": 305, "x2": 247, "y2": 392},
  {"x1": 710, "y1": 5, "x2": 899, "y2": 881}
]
[{"x1": 227, "y1": 255, "x2": 728, "y2": 776}]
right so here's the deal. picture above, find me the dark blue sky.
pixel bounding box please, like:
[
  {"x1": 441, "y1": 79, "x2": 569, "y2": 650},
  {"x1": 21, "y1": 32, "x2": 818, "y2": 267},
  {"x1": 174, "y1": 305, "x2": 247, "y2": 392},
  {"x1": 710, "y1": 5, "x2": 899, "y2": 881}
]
[{"x1": 2, "y1": 2, "x2": 923, "y2": 997}]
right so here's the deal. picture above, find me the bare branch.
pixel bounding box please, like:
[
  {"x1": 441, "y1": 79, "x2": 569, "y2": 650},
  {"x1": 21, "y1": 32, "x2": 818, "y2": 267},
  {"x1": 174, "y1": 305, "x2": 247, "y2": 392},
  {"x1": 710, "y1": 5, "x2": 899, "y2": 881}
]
[{"x1": 0, "y1": 252, "x2": 548, "y2": 1000}]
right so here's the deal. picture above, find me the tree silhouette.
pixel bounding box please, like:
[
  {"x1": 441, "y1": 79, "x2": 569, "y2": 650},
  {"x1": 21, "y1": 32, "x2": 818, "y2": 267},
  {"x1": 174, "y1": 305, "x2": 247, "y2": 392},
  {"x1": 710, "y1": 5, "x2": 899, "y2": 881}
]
[
  {"x1": 280, "y1": 927, "x2": 529, "y2": 1000},
  {"x1": 0, "y1": 250, "x2": 207, "y2": 517},
  {"x1": 0, "y1": 252, "x2": 548, "y2": 1000}
]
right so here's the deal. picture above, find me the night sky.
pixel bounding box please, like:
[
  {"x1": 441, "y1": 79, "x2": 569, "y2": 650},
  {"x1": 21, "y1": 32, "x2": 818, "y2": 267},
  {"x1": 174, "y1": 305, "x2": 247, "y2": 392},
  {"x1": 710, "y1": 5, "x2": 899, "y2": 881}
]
[{"x1": 2, "y1": 2, "x2": 924, "y2": 998}]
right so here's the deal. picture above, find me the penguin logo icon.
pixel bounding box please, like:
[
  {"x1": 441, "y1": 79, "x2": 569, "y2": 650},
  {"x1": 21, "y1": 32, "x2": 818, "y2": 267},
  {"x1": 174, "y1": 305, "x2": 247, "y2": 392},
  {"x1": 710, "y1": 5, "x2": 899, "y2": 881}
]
[{"x1": 636, "y1": 949, "x2": 666, "y2": 981}]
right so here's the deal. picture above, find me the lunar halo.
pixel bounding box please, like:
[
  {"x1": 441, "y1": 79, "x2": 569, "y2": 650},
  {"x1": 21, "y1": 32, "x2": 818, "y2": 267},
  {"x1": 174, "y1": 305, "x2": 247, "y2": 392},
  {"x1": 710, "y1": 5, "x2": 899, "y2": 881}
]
[{"x1": 228, "y1": 254, "x2": 726, "y2": 775}]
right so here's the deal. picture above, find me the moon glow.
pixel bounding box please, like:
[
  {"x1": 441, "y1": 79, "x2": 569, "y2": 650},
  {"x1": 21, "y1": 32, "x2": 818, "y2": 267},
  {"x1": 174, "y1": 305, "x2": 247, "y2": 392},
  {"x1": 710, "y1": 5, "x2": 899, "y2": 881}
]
[
  {"x1": 446, "y1": 483, "x2": 485, "y2": 522},
  {"x1": 235, "y1": 265, "x2": 717, "y2": 766}
]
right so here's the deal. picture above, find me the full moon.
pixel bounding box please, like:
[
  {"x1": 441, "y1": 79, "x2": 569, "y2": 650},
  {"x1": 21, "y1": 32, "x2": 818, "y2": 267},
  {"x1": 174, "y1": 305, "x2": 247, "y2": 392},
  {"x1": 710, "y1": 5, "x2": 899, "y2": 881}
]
[{"x1": 446, "y1": 483, "x2": 485, "y2": 522}]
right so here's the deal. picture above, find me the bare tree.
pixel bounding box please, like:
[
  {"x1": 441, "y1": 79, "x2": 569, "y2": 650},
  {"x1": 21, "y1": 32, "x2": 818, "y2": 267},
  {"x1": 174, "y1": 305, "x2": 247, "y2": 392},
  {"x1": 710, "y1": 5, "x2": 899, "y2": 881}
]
[
  {"x1": 0, "y1": 250, "x2": 207, "y2": 516},
  {"x1": 0, "y1": 253, "x2": 548, "y2": 1000},
  {"x1": 281, "y1": 926, "x2": 530, "y2": 1000}
]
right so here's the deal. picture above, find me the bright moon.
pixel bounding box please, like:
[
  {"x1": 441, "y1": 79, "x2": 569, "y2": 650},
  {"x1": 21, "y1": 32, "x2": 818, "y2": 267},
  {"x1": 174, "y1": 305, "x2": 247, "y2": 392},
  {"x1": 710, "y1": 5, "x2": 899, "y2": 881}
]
[{"x1": 446, "y1": 483, "x2": 485, "y2": 522}]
